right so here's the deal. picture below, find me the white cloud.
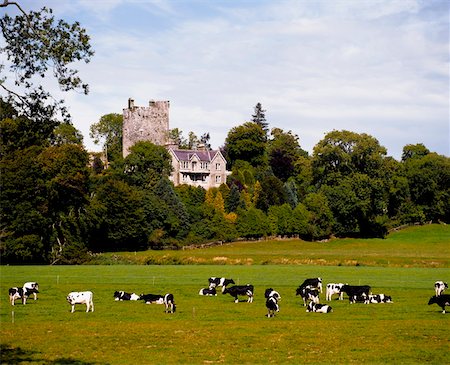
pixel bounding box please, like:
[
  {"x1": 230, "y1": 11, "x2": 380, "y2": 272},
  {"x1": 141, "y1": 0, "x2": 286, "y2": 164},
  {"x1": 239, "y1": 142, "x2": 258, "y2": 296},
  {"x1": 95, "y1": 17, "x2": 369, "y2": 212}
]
[{"x1": 5, "y1": 0, "x2": 449, "y2": 159}]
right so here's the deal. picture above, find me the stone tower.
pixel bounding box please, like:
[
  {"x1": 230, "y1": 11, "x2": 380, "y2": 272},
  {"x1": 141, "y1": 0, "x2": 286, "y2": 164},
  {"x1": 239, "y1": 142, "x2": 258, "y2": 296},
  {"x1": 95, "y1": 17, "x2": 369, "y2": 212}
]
[{"x1": 122, "y1": 98, "x2": 170, "y2": 157}]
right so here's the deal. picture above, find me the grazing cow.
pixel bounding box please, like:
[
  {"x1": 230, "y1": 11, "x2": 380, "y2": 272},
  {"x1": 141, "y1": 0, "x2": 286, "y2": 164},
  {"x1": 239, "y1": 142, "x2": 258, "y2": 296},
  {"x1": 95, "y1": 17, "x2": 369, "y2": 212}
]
[
  {"x1": 223, "y1": 285, "x2": 254, "y2": 303},
  {"x1": 23, "y1": 282, "x2": 39, "y2": 301},
  {"x1": 298, "y1": 278, "x2": 322, "y2": 293},
  {"x1": 208, "y1": 277, "x2": 235, "y2": 292},
  {"x1": 306, "y1": 301, "x2": 333, "y2": 313},
  {"x1": 113, "y1": 291, "x2": 140, "y2": 301},
  {"x1": 435, "y1": 281, "x2": 448, "y2": 296},
  {"x1": 199, "y1": 287, "x2": 217, "y2": 296},
  {"x1": 368, "y1": 294, "x2": 393, "y2": 304},
  {"x1": 428, "y1": 294, "x2": 450, "y2": 314},
  {"x1": 265, "y1": 288, "x2": 281, "y2": 317},
  {"x1": 326, "y1": 283, "x2": 346, "y2": 301},
  {"x1": 340, "y1": 285, "x2": 371, "y2": 304},
  {"x1": 9, "y1": 287, "x2": 26, "y2": 306},
  {"x1": 164, "y1": 293, "x2": 176, "y2": 313},
  {"x1": 139, "y1": 293, "x2": 164, "y2": 304},
  {"x1": 296, "y1": 286, "x2": 320, "y2": 306},
  {"x1": 67, "y1": 291, "x2": 94, "y2": 313}
]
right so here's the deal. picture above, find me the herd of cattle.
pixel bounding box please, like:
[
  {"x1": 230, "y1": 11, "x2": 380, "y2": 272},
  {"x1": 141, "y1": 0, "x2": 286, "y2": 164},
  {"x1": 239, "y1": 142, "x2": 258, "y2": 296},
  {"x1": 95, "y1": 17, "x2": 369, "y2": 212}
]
[{"x1": 7, "y1": 278, "x2": 449, "y2": 316}]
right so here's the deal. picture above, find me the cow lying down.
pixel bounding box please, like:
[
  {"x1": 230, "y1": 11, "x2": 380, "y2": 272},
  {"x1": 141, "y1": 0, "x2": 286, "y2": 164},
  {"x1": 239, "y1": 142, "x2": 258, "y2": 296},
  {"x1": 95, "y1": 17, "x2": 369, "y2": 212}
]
[
  {"x1": 67, "y1": 291, "x2": 94, "y2": 313},
  {"x1": 369, "y1": 294, "x2": 393, "y2": 303},
  {"x1": 306, "y1": 301, "x2": 332, "y2": 313},
  {"x1": 114, "y1": 291, "x2": 140, "y2": 301},
  {"x1": 140, "y1": 293, "x2": 176, "y2": 313}
]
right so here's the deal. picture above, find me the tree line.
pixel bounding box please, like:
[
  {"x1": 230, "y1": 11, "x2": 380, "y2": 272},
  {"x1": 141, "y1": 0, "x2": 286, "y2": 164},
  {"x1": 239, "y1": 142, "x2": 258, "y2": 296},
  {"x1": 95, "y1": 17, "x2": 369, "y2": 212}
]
[{"x1": 1, "y1": 99, "x2": 449, "y2": 264}]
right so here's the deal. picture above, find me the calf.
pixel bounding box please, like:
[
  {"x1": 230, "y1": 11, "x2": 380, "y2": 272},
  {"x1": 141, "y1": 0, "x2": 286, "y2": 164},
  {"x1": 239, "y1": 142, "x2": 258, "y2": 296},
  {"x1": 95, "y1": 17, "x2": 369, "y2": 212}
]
[
  {"x1": 208, "y1": 277, "x2": 235, "y2": 292},
  {"x1": 265, "y1": 289, "x2": 280, "y2": 318},
  {"x1": 23, "y1": 282, "x2": 39, "y2": 301},
  {"x1": 114, "y1": 291, "x2": 140, "y2": 301},
  {"x1": 340, "y1": 285, "x2": 371, "y2": 304},
  {"x1": 428, "y1": 294, "x2": 450, "y2": 314},
  {"x1": 296, "y1": 286, "x2": 320, "y2": 306},
  {"x1": 223, "y1": 285, "x2": 254, "y2": 303},
  {"x1": 9, "y1": 287, "x2": 26, "y2": 306},
  {"x1": 67, "y1": 291, "x2": 94, "y2": 313},
  {"x1": 326, "y1": 283, "x2": 345, "y2": 301},
  {"x1": 368, "y1": 294, "x2": 393, "y2": 304},
  {"x1": 306, "y1": 301, "x2": 332, "y2": 313},
  {"x1": 434, "y1": 281, "x2": 448, "y2": 296},
  {"x1": 199, "y1": 287, "x2": 217, "y2": 296},
  {"x1": 140, "y1": 293, "x2": 164, "y2": 304},
  {"x1": 164, "y1": 293, "x2": 176, "y2": 313},
  {"x1": 298, "y1": 278, "x2": 322, "y2": 293}
]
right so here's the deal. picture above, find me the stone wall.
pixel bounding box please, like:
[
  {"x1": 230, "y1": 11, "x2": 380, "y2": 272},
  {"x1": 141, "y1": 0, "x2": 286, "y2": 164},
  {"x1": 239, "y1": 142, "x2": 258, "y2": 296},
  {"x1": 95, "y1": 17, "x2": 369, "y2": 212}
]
[{"x1": 122, "y1": 98, "x2": 170, "y2": 157}]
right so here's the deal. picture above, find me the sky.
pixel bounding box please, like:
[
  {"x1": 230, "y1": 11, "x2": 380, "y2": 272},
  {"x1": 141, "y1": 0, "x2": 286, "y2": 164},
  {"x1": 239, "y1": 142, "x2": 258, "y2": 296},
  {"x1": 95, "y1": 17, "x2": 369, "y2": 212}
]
[{"x1": 2, "y1": 0, "x2": 449, "y2": 159}]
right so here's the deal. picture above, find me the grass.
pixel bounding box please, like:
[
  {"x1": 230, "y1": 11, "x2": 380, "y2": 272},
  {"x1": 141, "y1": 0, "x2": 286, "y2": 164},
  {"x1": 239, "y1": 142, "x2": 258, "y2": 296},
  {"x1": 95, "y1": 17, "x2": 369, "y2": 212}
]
[
  {"x1": 97, "y1": 224, "x2": 450, "y2": 267},
  {"x1": 1, "y1": 224, "x2": 449, "y2": 364},
  {"x1": 1, "y1": 265, "x2": 449, "y2": 364}
]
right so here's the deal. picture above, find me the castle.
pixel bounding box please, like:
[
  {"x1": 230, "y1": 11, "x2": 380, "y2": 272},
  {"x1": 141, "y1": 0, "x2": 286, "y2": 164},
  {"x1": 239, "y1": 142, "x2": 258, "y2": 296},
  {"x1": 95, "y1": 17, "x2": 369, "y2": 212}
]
[{"x1": 122, "y1": 99, "x2": 229, "y2": 189}]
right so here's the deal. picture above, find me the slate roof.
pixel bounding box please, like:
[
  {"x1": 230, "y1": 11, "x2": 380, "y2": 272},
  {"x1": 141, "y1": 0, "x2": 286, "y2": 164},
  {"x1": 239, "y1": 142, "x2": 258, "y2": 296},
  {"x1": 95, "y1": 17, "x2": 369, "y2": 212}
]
[{"x1": 170, "y1": 149, "x2": 222, "y2": 162}]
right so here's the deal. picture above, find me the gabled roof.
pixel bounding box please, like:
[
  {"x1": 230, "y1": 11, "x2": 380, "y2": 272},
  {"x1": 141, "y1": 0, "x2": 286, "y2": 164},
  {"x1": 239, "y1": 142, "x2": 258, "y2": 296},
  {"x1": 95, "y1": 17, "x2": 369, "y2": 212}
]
[{"x1": 169, "y1": 148, "x2": 224, "y2": 163}]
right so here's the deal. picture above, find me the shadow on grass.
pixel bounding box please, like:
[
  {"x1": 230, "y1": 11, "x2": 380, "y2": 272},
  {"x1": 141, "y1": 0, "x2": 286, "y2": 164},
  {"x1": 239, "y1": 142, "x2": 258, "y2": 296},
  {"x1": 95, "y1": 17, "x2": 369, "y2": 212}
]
[{"x1": 0, "y1": 344, "x2": 103, "y2": 364}]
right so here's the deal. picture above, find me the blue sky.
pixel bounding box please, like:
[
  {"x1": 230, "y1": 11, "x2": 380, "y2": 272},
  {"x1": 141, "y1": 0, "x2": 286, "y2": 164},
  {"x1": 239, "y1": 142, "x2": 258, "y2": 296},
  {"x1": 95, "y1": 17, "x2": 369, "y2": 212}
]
[{"x1": 2, "y1": 0, "x2": 449, "y2": 159}]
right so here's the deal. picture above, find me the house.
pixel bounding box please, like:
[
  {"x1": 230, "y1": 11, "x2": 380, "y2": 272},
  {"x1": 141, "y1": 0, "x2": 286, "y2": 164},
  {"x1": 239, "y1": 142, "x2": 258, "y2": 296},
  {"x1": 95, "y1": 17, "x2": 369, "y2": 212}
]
[{"x1": 168, "y1": 147, "x2": 230, "y2": 189}]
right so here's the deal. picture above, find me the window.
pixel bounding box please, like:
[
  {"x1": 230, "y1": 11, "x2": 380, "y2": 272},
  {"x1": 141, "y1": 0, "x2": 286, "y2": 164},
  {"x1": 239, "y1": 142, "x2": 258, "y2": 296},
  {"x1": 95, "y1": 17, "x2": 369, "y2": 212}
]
[
  {"x1": 215, "y1": 163, "x2": 221, "y2": 171},
  {"x1": 192, "y1": 161, "x2": 197, "y2": 171},
  {"x1": 200, "y1": 162, "x2": 209, "y2": 170},
  {"x1": 215, "y1": 175, "x2": 221, "y2": 183},
  {"x1": 181, "y1": 161, "x2": 189, "y2": 169}
]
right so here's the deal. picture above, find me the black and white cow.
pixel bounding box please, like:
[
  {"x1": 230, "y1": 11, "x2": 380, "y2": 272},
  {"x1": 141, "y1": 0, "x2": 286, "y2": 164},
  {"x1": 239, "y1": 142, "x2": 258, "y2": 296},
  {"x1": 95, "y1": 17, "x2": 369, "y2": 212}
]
[
  {"x1": 340, "y1": 285, "x2": 371, "y2": 304},
  {"x1": 296, "y1": 286, "x2": 320, "y2": 306},
  {"x1": 223, "y1": 285, "x2": 254, "y2": 303},
  {"x1": 264, "y1": 288, "x2": 281, "y2": 301},
  {"x1": 113, "y1": 291, "x2": 140, "y2": 301},
  {"x1": 139, "y1": 293, "x2": 164, "y2": 304},
  {"x1": 434, "y1": 281, "x2": 448, "y2": 296},
  {"x1": 67, "y1": 291, "x2": 94, "y2": 313},
  {"x1": 23, "y1": 282, "x2": 39, "y2": 301},
  {"x1": 139, "y1": 293, "x2": 176, "y2": 312},
  {"x1": 306, "y1": 301, "x2": 332, "y2": 313},
  {"x1": 326, "y1": 283, "x2": 345, "y2": 301},
  {"x1": 265, "y1": 288, "x2": 280, "y2": 318},
  {"x1": 368, "y1": 294, "x2": 393, "y2": 303},
  {"x1": 208, "y1": 277, "x2": 235, "y2": 292},
  {"x1": 9, "y1": 287, "x2": 26, "y2": 305},
  {"x1": 199, "y1": 287, "x2": 217, "y2": 296},
  {"x1": 164, "y1": 293, "x2": 176, "y2": 313},
  {"x1": 298, "y1": 278, "x2": 322, "y2": 293},
  {"x1": 428, "y1": 294, "x2": 450, "y2": 314}
]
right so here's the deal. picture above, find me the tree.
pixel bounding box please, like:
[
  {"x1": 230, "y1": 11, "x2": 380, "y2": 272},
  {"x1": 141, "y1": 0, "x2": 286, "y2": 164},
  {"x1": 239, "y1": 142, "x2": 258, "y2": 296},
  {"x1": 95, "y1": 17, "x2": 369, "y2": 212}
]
[
  {"x1": 53, "y1": 122, "x2": 84, "y2": 146},
  {"x1": 268, "y1": 128, "x2": 308, "y2": 182},
  {"x1": 0, "y1": 2, "x2": 94, "y2": 123},
  {"x1": 312, "y1": 130, "x2": 387, "y2": 185},
  {"x1": 401, "y1": 143, "x2": 430, "y2": 162},
  {"x1": 90, "y1": 113, "x2": 123, "y2": 164},
  {"x1": 224, "y1": 122, "x2": 267, "y2": 168},
  {"x1": 252, "y1": 102, "x2": 269, "y2": 136},
  {"x1": 123, "y1": 141, "x2": 172, "y2": 187}
]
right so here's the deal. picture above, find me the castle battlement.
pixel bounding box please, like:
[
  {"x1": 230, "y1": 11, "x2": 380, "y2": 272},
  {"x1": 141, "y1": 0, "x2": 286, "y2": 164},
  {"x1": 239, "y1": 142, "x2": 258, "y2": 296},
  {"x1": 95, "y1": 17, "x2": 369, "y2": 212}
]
[{"x1": 122, "y1": 98, "x2": 170, "y2": 157}]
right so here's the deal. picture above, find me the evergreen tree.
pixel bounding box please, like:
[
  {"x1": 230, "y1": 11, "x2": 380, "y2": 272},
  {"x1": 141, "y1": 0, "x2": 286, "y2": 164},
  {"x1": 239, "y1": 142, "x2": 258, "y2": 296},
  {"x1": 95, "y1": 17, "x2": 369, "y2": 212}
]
[{"x1": 252, "y1": 102, "x2": 269, "y2": 136}]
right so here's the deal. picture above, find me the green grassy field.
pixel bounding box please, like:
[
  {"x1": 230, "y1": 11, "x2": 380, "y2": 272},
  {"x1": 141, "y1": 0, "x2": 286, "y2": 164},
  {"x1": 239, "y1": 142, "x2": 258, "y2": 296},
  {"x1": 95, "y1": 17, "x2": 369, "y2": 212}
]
[
  {"x1": 96, "y1": 224, "x2": 450, "y2": 267},
  {"x1": 1, "y1": 225, "x2": 449, "y2": 364}
]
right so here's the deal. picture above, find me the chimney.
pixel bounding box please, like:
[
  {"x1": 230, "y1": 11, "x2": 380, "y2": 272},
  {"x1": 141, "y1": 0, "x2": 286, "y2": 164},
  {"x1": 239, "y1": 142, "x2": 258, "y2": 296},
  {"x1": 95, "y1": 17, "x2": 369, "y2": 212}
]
[{"x1": 128, "y1": 98, "x2": 135, "y2": 109}]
